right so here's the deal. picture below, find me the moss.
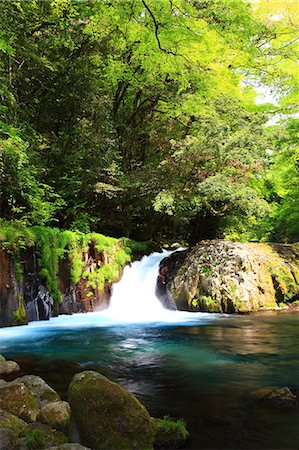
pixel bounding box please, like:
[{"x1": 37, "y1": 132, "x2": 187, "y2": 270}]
[
  {"x1": 20, "y1": 423, "x2": 68, "y2": 449},
  {"x1": 197, "y1": 295, "x2": 222, "y2": 313},
  {"x1": 68, "y1": 371, "x2": 154, "y2": 450},
  {"x1": 201, "y1": 265, "x2": 213, "y2": 277},
  {"x1": 151, "y1": 416, "x2": 189, "y2": 449},
  {"x1": 12, "y1": 295, "x2": 28, "y2": 326},
  {"x1": 20, "y1": 428, "x2": 48, "y2": 449}
]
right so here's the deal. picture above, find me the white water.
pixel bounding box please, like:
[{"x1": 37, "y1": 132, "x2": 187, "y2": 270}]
[
  {"x1": 103, "y1": 250, "x2": 172, "y2": 321},
  {"x1": 100, "y1": 249, "x2": 217, "y2": 324}
]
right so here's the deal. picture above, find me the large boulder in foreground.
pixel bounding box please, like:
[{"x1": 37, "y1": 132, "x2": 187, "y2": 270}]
[
  {"x1": 158, "y1": 240, "x2": 299, "y2": 313},
  {"x1": 68, "y1": 371, "x2": 154, "y2": 450}
]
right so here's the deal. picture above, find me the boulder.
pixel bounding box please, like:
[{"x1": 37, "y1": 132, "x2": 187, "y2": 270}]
[
  {"x1": 17, "y1": 375, "x2": 60, "y2": 406},
  {"x1": 0, "y1": 360, "x2": 20, "y2": 377},
  {"x1": 159, "y1": 241, "x2": 299, "y2": 313},
  {"x1": 39, "y1": 401, "x2": 71, "y2": 431},
  {"x1": 261, "y1": 387, "x2": 298, "y2": 409},
  {"x1": 0, "y1": 381, "x2": 39, "y2": 422},
  {"x1": 68, "y1": 370, "x2": 154, "y2": 450}
]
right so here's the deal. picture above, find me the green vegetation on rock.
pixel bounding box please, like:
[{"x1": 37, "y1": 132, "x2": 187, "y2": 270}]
[
  {"x1": 68, "y1": 370, "x2": 155, "y2": 450},
  {"x1": 151, "y1": 416, "x2": 189, "y2": 449}
]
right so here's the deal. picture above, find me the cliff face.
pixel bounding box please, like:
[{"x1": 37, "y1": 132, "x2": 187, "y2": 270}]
[
  {"x1": 0, "y1": 243, "x2": 119, "y2": 328},
  {"x1": 158, "y1": 241, "x2": 299, "y2": 313}
]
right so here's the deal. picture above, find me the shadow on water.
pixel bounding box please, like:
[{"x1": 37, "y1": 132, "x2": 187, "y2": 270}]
[{"x1": 1, "y1": 312, "x2": 299, "y2": 449}]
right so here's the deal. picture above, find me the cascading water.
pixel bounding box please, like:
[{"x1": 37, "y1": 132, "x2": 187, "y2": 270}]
[
  {"x1": 103, "y1": 250, "x2": 173, "y2": 322},
  {"x1": 100, "y1": 249, "x2": 212, "y2": 324}
]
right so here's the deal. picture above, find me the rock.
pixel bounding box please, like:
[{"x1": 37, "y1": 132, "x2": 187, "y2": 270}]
[
  {"x1": 0, "y1": 360, "x2": 20, "y2": 377},
  {"x1": 158, "y1": 241, "x2": 299, "y2": 313},
  {"x1": 0, "y1": 427, "x2": 20, "y2": 450},
  {"x1": 0, "y1": 355, "x2": 5, "y2": 362},
  {"x1": 0, "y1": 381, "x2": 39, "y2": 422},
  {"x1": 20, "y1": 422, "x2": 68, "y2": 449},
  {"x1": 262, "y1": 387, "x2": 298, "y2": 409},
  {"x1": 47, "y1": 445, "x2": 91, "y2": 450},
  {"x1": 17, "y1": 375, "x2": 60, "y2": 406},
  {"x1": 39, "y1": 401, "x2": 71, "y2": 431},
  {"x1": 0, "y1": 409, "x2": 28, "y2": 434},
  {"x1": 68, "y1": 370, "x2": 155, "y2": 450}
]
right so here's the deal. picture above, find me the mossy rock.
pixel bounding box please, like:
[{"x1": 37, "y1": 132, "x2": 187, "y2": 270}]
[
  {"x1": 17, "y1": 375, "x2": 60, "y2": 406},
  {"x1": 20, "y1": 422, "x2": 68, "y2": 449},
  {"x1": 0, "y1": 427, "x2": 20, "y2": 450},
  {"x1": 68, "y1": 370, "x2": 154, "y2": 450},
  {"x1": 151, "y1": 416, "x2": 189, "y2": 449},
  {"x1": 39, "y1": 401, "x2": 71, "y2": 431},
  {"x1": 0, "y1": 409, "x2": 28, "y2": 434},
  {"x1": 0, "y1": 381, "x2": 39, "y2": 422}
]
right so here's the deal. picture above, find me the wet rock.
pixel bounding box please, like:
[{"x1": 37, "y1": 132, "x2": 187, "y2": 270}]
[
  {"x1": 159, "y1": 241, "x2": 299, "y2": 313},
  {"x1": 39, "y1": 401, "x2": 71, "y2": 431},
  {"x1": 17, "y1": 375, "x2": 60, "y2": 406},
  {"x1": 20, "y1": 422, "x2": 68, "y2": 449},
  {"x1": 262, "y1": 387, "x2": 298, "y2": 409},
  {"x1": 0, "y1": 381, "x2": 39, "y2": 422},
  {"x1": 68, "y1": 370, "x2": 154, "y2": 450}
]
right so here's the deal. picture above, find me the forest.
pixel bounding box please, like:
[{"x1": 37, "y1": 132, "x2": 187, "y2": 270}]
[{"x1": 0, "y1": 0, "x2": 298, "y2": 244}]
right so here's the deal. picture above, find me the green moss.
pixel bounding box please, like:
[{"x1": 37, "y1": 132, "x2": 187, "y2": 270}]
[
  {"x1": 151, "y1": 416, "x2": 189, "y2": 449},
  {"x1": 201, "y1": 265, "x2": 213, "y2": 277},
  {"x1": 20, "y1": 428, "x2": 48, "y2": 449},
  {"x1": 20, "y1": 424, "x2": 68, "y2": 449},
  {"x1": 12, "y1": 295, "x2": 28, "y2": 326}
]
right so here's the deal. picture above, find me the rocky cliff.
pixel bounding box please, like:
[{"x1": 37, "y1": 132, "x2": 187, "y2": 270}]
[{"x1": 158, "y1": 240, "x2": 299, "y2": 313}]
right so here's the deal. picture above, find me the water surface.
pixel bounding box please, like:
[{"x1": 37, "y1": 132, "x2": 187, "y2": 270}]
[{"x1": 1, "y1": 311, "x2": 298, "y2": 449}]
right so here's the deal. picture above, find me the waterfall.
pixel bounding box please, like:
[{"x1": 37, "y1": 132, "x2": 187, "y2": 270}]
[{"x1": 103, "y1": 250, "x2": 174, "y2": 322}]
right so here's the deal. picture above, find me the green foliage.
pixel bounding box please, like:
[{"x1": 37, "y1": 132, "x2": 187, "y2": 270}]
[
  {"x1": 32, "y1": 226, "x2": 70, "y2": 304},
  {"x1": 0, "y1": 0, "x2": 297, "y2": 242},
  {"x1": 151, "y1": 415, "x2": 189, "y2": 449},
  {"x1": 256, "y1": 119, "x2": 299, "y2": 243},
  {"x1": 0, "y1": 220, "x2": 35, "y2": 251}
]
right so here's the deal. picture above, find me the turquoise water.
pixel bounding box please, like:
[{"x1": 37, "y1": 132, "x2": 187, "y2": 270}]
[{"x1": 0, "y1": 311, "x2": 299, "y2": 449}]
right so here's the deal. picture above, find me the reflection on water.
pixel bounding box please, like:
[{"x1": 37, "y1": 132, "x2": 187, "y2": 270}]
[{"x1": 0, "y1": 312, "x2": 298, "y2": 449}]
